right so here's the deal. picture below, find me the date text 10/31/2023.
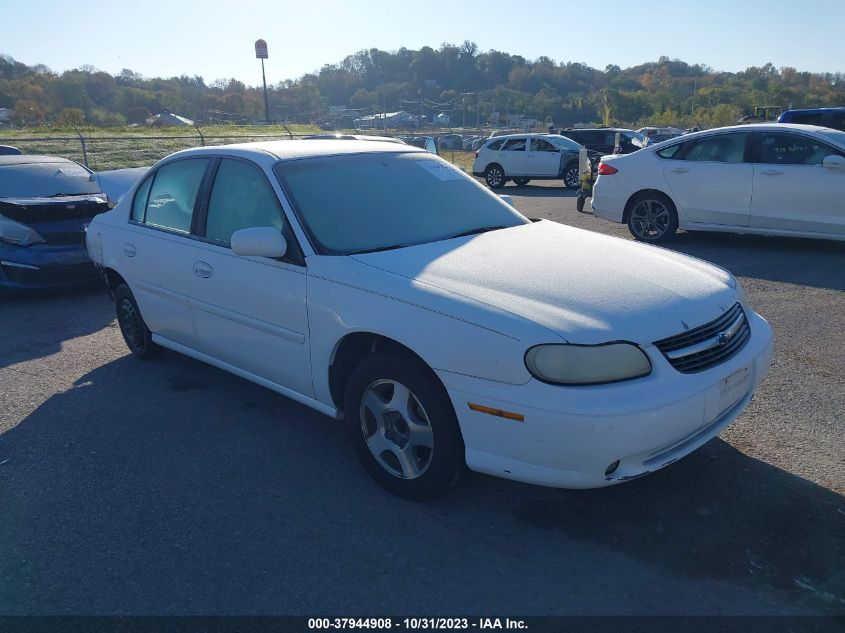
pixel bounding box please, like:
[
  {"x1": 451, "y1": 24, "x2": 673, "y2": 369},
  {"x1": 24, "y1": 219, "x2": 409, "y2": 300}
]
[{"x1": 307, "y1": 618, "x2": 528, "y2": 630}]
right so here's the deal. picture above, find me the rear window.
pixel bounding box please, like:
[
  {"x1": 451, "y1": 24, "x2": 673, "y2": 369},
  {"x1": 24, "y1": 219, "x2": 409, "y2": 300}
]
[{"x1": 0, "y1": 161, "x2": 100, "y2": 198}]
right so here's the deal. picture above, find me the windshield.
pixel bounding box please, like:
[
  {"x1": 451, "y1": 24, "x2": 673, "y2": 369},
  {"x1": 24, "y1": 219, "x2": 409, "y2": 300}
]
[
  {"x1": 0, "y1": 162, "x2": 100, "y2": 198},
  {"x1": 547, "y1": 135, "x2": 583, "y2": 151},
  {"x1": 818, "y1": 129, "x2": 845, "y2": 148},
  {"x1": 274, "y1": 152, "x2": 529, "y2": 255}
]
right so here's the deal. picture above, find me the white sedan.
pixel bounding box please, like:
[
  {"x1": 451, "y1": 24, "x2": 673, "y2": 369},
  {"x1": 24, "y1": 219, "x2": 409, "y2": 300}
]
[
  {"x1": 592, "y1": 123, "x2": 845, "y2": 243},
  {"x1": 86, "y1": 140, "x2": 773, "y2": 500}
]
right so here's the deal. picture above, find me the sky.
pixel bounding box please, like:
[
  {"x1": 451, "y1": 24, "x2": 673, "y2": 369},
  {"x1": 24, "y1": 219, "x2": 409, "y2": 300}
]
[{"x1": 2, "y1": 0, "x2": 844, "y2": 87}]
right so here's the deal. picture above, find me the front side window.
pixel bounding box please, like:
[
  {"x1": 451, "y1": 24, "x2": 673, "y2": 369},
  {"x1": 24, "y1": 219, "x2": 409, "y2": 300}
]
[
  {"x1": 275, "y1": 152, "x2": 528, "y2": 255},
  {"x1": 144, "y1": 159, "x2": 210, "y2": 233},
  {"x1": 683, "y1": 133, "x2": 748, "y2": 163},
  {"x1": 757, "y1": 133, "x2": 838, "y2": 166},
  {"x1": 205, "y1": 159, "x2": 285, "y2": 244},
  {"x1": 501, "y1": 138, "x2": 526, "y2": 152},
  {"x1": 530, "y1": 139, "x2": 557, "y2": 152}
]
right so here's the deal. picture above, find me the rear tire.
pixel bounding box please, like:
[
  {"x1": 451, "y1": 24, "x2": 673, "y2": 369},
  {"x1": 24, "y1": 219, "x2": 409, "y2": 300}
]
[
  {"x1": 114, "y1": 284, "x2": 160, "y2": 360},
  {"x1": 484, "y1": 164, "x2": 506, "y2": 189},
  {"x1": 344, "y1": 353, "x2": 464, "y2": 501},
  {"x1": 626, "y1": 192, "x2": 679, "y2": 244}
]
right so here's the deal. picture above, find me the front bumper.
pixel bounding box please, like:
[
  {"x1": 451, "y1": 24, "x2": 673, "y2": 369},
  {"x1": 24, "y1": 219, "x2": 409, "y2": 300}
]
[
  {"x1": 0, "y1": 241, "x2": 98, "y2": 290},
  {"x1": 438, "y1": 310, "x2": 774, "y2": 489}
]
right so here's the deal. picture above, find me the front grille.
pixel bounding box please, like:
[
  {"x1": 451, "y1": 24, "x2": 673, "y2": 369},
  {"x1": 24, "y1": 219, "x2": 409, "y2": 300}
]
[{"x1": 654, "y1": 303, "x2": 750, "y2": 373}]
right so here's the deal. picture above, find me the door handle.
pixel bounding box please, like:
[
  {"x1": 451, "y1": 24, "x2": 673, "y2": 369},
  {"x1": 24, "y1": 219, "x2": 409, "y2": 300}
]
[
  {"x1": 760, "y1": 169, "x2": 783, "y2": 176},
  {"x1": 670, "y1": 168, "x2": 690, "y2": 174},
  {"x1": 122, "y1": 243, "x2": 136, "y2": 258},
  {"x1": 193, "y1": 261, "x2": 213, "y2": 278}
]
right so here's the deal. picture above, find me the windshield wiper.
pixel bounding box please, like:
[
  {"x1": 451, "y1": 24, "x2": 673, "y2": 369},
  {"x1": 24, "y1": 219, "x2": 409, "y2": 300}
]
[
  {"x1": 352, "y1": 243, "x2": 408, "y2": 255},
  {"x1": 449, "y1": 225, "x2": 509, "y2": 239}
]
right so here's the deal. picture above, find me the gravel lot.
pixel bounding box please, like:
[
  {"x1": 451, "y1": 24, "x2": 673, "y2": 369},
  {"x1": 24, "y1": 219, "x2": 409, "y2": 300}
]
[{"x1": 1, "y1": 182, "x2": 843, "y2": 616}]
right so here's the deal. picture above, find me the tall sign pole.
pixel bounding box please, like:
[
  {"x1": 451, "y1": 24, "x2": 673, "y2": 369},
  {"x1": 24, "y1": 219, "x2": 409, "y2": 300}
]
[{"x1": 255, "y1": 39, "x2": 269, "y2": 125}]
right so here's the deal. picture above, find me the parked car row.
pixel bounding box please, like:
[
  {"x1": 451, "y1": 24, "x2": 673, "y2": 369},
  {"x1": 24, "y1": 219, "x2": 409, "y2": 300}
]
[
  {"x1": 84, "y1": 138, "x2": 773, "y2": 500},
  {"x1": 591, "y1": 123, "x2": 845, "y2": 242}
]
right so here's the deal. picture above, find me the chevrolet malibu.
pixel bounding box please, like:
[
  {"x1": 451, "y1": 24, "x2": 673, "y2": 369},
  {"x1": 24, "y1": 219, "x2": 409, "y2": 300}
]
[{"x1": 86, "y1": 140, "x2": 773, "y2": 500}]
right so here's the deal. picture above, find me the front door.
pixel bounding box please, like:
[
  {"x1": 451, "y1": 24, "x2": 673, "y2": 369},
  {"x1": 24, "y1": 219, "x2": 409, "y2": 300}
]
[
  {"x1": 750, "y1": 131, "x2": 845, "y2": 235},
  {"x1": 187, "y1": 157, "x2": 314, "y2": 397}
]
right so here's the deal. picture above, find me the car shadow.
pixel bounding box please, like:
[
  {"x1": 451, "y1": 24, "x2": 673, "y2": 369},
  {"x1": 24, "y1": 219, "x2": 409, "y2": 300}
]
[
  {"x1": 0, "y1": 284, "x2": 115, "y2": 369},
  {"x1": 1, "y1": 351, "x2": 842, "y2": 614},
  {"x1": 507, "y1": 184, "x2": 580, "y2": 198},
  {"x1": 664, "y1": 231, "x2": 845, "y2": 292}
]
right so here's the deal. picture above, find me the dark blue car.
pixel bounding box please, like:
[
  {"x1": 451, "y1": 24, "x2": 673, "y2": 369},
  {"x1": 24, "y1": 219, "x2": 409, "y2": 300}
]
[
  {"x1": 778, "y1": 107, "x2": 845, "y2": 132},
  {"x1": 0, "y1": 155, "x2": 110, "y2": 291}
]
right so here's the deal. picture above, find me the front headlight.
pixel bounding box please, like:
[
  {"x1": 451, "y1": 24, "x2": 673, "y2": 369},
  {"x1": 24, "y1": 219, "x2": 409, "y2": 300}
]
[
  {"x1": 525, "y1": 343, "x2": 652, "y2": 385},
  {"x1": 0, "y1": 214, "x2": 46, "y2": 246}
]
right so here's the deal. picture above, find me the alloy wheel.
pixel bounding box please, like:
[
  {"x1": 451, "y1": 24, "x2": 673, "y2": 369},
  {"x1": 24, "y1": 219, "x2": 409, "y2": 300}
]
[
  {"x1": 630, "y1": 199, "x2": 671, "y2": 240},
  {"x1": 564, "y1": 166, "x2": 580, "y2": 189},
  {"x1": 486, "y1": 167, "x2": 504, "y2": 188},
  {"x1": 359, "y1": 379, "x2": 434, "y2": 479}
]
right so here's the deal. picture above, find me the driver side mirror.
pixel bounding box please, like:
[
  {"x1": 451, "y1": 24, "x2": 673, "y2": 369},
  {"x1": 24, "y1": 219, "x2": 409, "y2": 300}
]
[
  {"x1": 822, "y1": 155, "x2": 845, "y2": 170},
  {"x1": 231, "y1": 226, "x2": 287, "y2": 258}
]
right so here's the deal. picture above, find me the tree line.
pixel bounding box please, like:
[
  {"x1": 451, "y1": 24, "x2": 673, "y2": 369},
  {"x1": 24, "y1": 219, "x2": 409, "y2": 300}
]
[{"x1": 1, "y1": 43, "x2": 843, "y2": 129}]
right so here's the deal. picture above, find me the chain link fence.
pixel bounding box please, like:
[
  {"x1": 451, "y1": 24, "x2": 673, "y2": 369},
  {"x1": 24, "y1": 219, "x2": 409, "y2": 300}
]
[{"x1": 0, "y1": 127, "x2": 310, "y2": 170}]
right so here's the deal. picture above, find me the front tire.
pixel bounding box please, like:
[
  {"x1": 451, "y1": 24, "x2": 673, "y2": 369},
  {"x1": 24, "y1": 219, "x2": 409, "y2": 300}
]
[
  {"x1": 114, "y1": 284, "x2": 160, "y2": 359},
  {"x1": 344, "y1": 353, "x2": 464, "y2": 500},
  {"x1": 512, "y1": 177, "x2": 530, "y2": 187},
  {"x1": 484, "y1": 164, "x2": 506, "y2": 189},
  {"x1": 626, "y1": 192, "x2": 679, "y2": 244},
  {"x1": 562, "y1": 163, "x2": 580, "y2": 189}
]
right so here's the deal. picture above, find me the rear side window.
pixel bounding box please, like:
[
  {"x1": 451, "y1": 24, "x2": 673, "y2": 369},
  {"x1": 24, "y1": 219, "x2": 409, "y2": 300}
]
[
  {"x1": 829, "y1": 113, "x2": 845, "y2": 132},
  {"x1": 656, "y1": 144, "x2": 684, "y2": 159},
  {"x1": 486, "y1": 139, "x2": 505, "y2": 151},
  {"x1": 788, "y1": 112, "x2": 823, "y2": 125},
  {"x1": 204, "y1": 159, "x2": 285, "y2": 244},
  {"x1": 501, "y1": 138, "x2": 526, "y2": 151},
  {"x1": 682, "y1": 133, "x2": 748, "y2": 163},
  {"x1": 130, "y1": 176, "x2": 152, "y2": 222},
  {"x1": 143, "y1": 159, "x2": 210, "y2": 233}
]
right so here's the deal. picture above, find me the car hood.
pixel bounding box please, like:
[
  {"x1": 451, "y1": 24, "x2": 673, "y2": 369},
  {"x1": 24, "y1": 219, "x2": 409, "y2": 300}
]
[{"x1": 351, "y1": 221, "x2": 739, "y2": 344}]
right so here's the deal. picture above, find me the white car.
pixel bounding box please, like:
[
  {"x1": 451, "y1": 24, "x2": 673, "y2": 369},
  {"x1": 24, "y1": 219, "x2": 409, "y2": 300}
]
[
  {"x1": 592, "y1": 123, "x2": 845, "y2": 243},
  {"x1": 472, "y1": 133, "x2": 586, "y2": 189},
  {"x1": 86, "y1": 139, "x2": 773, "y2": 500}
]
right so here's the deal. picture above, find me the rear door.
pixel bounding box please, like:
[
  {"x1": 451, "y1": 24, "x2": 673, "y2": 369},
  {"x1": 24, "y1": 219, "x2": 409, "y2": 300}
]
[
  {"x1": 749, "y1": 131, "x2": 845, "y2": 235},
  {"x1": 661, "y1": 132, "x2": 752, "y2": 226},
  {"x1": 498, "y1": 137, "x2": 527, "y2": 176},
  {"x1": 187, "y1": 157, "x2": 314, "y2": 396},
  {"x1": 122, "y1": 158, "x2": 212, "y2": 347},
  {"x1": 527, "y1": 138, "x2": 561, "y2": 177}
]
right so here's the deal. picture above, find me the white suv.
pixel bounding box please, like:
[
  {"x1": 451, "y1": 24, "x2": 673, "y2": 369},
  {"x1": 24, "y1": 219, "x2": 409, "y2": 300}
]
[{"x1": 472, "y1": 133, "x2": 586, "y2": 189}]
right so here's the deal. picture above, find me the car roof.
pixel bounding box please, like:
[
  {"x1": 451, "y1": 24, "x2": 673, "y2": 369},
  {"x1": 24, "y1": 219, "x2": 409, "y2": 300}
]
[
  {"x1": 781, "y1": 107, "x2": 845, "y2": 115},
  {"x1": 162, "y1": 139, "x2": 426, "y2": 166},
  {"x1": 484, "y1": 133, "x2": 564, "y2": 141},
  {"x1": 0, "y1": 155, "x2": 79, "y2": 167}
]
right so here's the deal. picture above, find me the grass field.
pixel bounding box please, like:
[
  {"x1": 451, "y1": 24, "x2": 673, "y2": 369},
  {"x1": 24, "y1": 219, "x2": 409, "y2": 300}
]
[{"x1": 0, "y1": 125, "x2": 477, "y2": 173}]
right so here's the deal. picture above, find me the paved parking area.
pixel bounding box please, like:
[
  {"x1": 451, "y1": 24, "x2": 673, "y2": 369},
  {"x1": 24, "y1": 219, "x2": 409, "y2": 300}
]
[{"x1": 1, "y1": 182, "x2": 843, "y2": 616}]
